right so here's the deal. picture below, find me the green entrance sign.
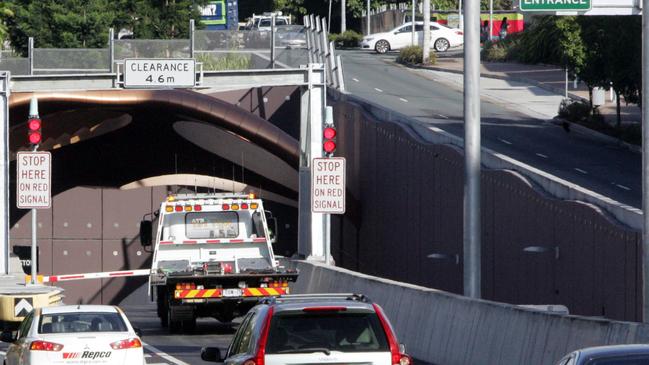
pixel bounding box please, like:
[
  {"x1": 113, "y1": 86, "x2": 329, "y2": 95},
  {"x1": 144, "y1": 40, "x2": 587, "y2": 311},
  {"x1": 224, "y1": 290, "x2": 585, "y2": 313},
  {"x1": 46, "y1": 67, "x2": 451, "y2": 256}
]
[{"x1": 520, "y1": 0, "x2": 591, "y2": 11}]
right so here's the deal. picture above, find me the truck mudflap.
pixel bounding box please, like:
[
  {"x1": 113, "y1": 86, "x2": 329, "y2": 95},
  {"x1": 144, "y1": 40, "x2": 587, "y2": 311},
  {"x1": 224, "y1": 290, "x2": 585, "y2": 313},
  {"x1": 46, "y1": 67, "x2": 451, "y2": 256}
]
[{"x1": 174, "y1": 287, "x2": 288, "y2": 299}]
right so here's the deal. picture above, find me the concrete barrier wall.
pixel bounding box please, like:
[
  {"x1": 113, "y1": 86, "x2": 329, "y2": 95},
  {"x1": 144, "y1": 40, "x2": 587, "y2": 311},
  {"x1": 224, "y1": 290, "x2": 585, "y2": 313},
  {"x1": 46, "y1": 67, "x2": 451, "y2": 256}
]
[
  {"x1": 327, "y1": 91, "x2": 642, "y2": 321},
  {"x1": 295, "y1": 261, "x2": 649, "y2": 365}
]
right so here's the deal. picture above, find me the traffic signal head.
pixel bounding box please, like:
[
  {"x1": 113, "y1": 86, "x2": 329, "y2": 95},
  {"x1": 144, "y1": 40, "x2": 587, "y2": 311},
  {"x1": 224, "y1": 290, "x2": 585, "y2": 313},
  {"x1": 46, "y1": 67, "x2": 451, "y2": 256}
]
[
  {"x1": 28, "y1": 117, "x2": 42, "y2": 146},
  {"x1": 323, "y1": 126, "x2": 336, "y2": 155}
]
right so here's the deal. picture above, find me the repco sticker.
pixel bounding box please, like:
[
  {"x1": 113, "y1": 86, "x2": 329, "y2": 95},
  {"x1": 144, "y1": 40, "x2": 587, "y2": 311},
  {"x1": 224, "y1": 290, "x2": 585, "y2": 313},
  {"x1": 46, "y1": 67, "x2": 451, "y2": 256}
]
[{"x1": 62, "y1": 351, "x2": 112, "y2": 363}]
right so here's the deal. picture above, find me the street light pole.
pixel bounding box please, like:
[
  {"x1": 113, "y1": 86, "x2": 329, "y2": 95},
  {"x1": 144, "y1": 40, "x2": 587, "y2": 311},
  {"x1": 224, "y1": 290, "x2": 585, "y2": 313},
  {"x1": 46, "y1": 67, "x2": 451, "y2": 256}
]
[
  {"x1": 341, "y1": 0, "x2": 346, "y2": 33},
  {"x1": 366, "y1": 0, "x2": 371, "y2": 35},
  {"x1": 641, "y1": 0, "x2": 649, "y2": 322},
  {"x1": 423, "y1": 0, "x2": 430, "y2": 63},
  {"x1": 489, "y1": 0, "x2": 493, "y2": 41},
  {"x1": 464, "y1": 0, "x2": 481, "y2": 299},
  {"x1": 412, "y1": 0, "x2": 416, "y2": 46},
  {"x1": 459, "y1": 0, "x2": 463, "y2": 29}
]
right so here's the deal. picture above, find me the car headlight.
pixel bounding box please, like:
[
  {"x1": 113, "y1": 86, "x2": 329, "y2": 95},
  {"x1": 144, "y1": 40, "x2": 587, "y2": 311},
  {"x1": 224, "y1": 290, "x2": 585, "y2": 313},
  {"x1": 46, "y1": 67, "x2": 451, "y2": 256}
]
[{"x1": 363, "y1": 37, "x2": 374, "y2": 42}]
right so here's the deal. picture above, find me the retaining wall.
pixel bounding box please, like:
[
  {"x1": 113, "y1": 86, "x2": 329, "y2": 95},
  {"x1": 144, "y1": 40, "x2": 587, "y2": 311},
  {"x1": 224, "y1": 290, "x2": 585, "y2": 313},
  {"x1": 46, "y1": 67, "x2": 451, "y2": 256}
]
[{"x1": 295, "y1": 261, "x2": 649, "y2": 365}]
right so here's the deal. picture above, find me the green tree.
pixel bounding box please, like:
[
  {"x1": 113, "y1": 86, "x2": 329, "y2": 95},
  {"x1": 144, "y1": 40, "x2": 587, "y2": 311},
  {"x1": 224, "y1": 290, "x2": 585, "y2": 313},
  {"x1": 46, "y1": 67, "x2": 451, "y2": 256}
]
[
  {"x1": 6, "y1": 0, "x2": 118, "y2": 54},
  {"x1": 0, "y1": 3, "x2": 13, "y2": 47},
  {"x1": 114, "y1": 0, "x2": 208, "y2": 39}
]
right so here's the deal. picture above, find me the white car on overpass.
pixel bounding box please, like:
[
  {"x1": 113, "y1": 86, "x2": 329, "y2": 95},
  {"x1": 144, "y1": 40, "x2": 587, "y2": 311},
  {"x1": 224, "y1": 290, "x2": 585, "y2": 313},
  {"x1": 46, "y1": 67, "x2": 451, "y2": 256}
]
[
  {"x1": 361, "y1": 21, "x2": 464, "y2": 53},
  {"x1": 1, "y1": 305, "x2": 144, "y2": 365}
]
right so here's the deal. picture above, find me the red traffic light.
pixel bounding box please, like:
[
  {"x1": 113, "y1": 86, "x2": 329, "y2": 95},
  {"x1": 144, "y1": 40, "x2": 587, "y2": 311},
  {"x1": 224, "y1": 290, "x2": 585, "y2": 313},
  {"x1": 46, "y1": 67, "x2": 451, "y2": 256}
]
[
  {"x1": 28, "y1": 118, "x2": 41, "y2": 131},
  {"x1": 323, "y1": 127, "x2": 336, "y2": 139},
  {"x1": 28, "y1": 117, "x2": 42, "y2": 145},
  {"x1": 323, "y1": 140, "x2": 336, "y2": 154}
]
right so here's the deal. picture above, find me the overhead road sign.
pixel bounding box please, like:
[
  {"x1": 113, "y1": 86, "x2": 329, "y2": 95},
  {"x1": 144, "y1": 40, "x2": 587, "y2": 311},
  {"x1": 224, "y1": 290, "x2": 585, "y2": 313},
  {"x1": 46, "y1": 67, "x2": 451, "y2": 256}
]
[
  {"x1": 520, "y1": 0, "x2": 592, "y2": 12},
  {"x1": 16, "y1": 151, "x2": 51, "y2": 209},
  {"x1": 311, "y1": 157, "x2": 346, "y2": 214},
  {"x1": 124, "y1": 59, "x2": 196, "y2": 89}
]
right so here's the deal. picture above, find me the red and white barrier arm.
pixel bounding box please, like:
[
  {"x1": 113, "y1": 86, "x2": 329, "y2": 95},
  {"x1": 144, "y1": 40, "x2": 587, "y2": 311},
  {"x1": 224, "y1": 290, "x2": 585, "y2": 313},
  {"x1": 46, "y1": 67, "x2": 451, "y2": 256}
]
[{"x1": 26, "y1": 269, "x2": 151, "y2": 284}]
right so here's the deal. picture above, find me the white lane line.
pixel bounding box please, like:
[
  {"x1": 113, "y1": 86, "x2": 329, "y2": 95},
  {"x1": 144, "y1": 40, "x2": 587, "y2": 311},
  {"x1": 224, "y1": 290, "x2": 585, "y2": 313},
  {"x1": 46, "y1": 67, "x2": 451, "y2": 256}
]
[
  {"x1": 146, "y1": 363, "x2": 170, "y2": 365},
  {"x1": 535, "y1": 153, "x2": 548, "y2": 159},
  {"x1": 437, "y1": 114, "x2": 449, "y2": 119},
  {"x1": 399, "y1": 97, "x2": 408, "y2": 103},
  {"x1": 144, "y1": 354, "x2": 152, "y2": 358},
  {"x1": 352, "y1": 78, "x2": 360, "y2": 82},
  {"x1": 498, "y1": 138, "x2": 513, "y2": 145},
  {"x1": 144, "y1": 342, "x2": 190, "y2": 365},
  {"x1": 574, "y1": 168, "x2": 588, "y2": 174},
  {"x1": 374, "y1": 88, "x2": 383, "y2": 92},
  {"x1": 616, "y1": 184, "x2": 631, "y2": 191}
]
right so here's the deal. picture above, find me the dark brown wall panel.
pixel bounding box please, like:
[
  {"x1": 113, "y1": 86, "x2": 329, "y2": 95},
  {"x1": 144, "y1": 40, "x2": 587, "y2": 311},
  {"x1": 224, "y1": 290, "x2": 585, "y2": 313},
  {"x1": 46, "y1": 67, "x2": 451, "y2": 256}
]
[
  {"x1": 52, "y1": 240, "x2": 102, "y2": 304},
  {"x1": 53, "y1": 187, "x2": 102, "y2": 239},
  {"x1": 102, "y1": 189, "x2": 152, "y2": 240},
  {"x1": 11, "y1": 208, "x2": 53, "y2": 239}
]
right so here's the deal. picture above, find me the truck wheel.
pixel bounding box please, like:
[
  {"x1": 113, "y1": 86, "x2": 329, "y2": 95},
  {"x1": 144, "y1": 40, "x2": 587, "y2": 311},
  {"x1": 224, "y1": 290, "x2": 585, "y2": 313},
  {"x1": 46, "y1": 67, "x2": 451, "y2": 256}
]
[{"x1": 167, "y1": 303, "x2": 181, "y2": 333}]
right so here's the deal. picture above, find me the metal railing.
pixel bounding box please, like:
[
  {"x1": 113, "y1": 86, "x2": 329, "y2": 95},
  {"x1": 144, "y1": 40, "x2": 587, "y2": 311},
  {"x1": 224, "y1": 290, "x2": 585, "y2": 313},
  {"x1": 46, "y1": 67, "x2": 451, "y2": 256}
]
[
  {"x1": 0, "y1": 18, "x2": 347, "y2": 91},
  {"x1": 303, "y1": 15, "x2": 345, "y2": 91}
]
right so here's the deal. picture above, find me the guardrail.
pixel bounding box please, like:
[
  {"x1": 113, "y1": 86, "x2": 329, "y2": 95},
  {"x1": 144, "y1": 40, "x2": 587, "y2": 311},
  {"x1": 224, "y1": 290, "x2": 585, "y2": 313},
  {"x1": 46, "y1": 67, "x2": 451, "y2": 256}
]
[{"x1": 303, "y1": 15, "x2": 345, "y2": 91}]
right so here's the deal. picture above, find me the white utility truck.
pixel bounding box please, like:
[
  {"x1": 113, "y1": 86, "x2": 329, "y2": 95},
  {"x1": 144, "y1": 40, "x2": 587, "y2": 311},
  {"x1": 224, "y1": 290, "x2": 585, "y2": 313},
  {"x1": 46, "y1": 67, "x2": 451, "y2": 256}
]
[{"x1": 140, "y1": 193, "x2": 298, "y2": 333}]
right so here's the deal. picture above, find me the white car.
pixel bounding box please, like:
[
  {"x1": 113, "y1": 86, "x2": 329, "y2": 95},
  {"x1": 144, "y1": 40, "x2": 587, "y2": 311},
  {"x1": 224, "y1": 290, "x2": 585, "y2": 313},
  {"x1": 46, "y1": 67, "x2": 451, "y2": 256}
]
[
  {"x1": 1, "y1": 305, "x2": 144, "y2": 365},
  {"x1": 361, "y1": 21, "x2": 464, "y2": 53}
]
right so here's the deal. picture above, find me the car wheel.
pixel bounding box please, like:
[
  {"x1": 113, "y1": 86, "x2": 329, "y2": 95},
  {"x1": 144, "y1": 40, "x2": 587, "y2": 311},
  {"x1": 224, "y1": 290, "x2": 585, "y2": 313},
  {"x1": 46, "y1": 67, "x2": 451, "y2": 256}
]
[
  {"x1": 434, "y1": 38, "x2": 450, "y2": 52},
  {"x1": 374, "y1": 40, "x2": 390, "y2": 54}
]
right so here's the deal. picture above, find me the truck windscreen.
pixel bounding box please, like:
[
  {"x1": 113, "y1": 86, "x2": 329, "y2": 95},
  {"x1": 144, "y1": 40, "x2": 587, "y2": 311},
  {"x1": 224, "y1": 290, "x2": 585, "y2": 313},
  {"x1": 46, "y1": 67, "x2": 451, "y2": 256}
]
[{"x1": 185, "y1": 212, "x2": 239, "y2": 239}]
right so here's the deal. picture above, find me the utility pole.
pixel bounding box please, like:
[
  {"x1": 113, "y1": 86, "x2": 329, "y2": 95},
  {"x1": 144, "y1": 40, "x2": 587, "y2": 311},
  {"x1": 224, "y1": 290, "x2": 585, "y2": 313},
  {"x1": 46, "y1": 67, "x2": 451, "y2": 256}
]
[
  {"x1": 411, "y1": 0, "x2": 416, "y2": 45},
  {"x1": 464, "y1": 0, "x2": 481, "y2": 299},
  {"x1": 422, "y1": 0, "x2": 430, "y2": 63},
  {"x1": 459, "y1": 0, "x2": 464, "y2": 29},
  {"x1": 366, "y1": 0, "x2": 371, "y2": 35},
  {"x1": 641, "y1": 0, "x2": 649, "y2": 322},
  {"x1": 489, "y1": 0, "x2": 493, "y2": 40},
  {"x1": 341, "y1": 0, "x2": 347, "y2": 33}
]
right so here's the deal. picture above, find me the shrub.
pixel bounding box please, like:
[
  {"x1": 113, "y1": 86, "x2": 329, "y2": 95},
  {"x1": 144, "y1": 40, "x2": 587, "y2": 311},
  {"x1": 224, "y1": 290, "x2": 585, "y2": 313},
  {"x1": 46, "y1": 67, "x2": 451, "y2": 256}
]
[
  {"x1": 196, "y1": 52, "x2": 251, "y2": 71},
  {"x1": 482, "y1": 41, "x2": 507, "y2": 62},
  {"x1": 396, "y1": 46, "x2": 436, "y2": 65},
  {"x1": 329, "y1": 31, "x2": 363, "y2": 48},
  {"x1": 558, "y1": 99, "x2": 591, "y2": 122}
]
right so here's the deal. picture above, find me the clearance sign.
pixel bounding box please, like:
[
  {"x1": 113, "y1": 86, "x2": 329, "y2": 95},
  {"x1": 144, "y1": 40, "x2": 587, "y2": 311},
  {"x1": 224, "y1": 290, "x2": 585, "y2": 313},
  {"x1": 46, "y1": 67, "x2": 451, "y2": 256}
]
[
  {"x1": 311, "y1": 157, "x2": 345, "y2": 214},
  {"x1": 520, "y1": 0, "x2": 591, "y2": 11}
]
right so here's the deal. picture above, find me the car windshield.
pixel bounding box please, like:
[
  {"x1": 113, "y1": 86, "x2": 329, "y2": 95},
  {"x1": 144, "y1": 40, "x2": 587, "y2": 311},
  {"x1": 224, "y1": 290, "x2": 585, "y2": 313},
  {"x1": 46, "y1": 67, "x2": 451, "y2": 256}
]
[
  {"x1": 265, "y1": 312, "x2": 389, "y2": 354},
  {"x1": 39, "y1": 312, "x2": 128, "y2": 334},
  {"x1": 586, "y1": 355, "x2": 649, "y2": 365}
]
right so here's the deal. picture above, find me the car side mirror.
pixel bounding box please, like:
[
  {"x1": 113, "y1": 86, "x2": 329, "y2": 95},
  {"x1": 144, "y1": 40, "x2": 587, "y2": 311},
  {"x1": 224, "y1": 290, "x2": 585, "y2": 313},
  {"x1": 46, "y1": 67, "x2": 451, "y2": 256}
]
[
  {"x1": 134, "y1": 327, "x2": 142, "y2": 338},
  {"x1": 268, "y1": 217, "x2": 278, "y2": 244},
  {"x1": 139, "y1": 220, "x2": 152, "y2": 247},
  {"x1": 399, "y1": 343, "x2": 406, "y2": 353},
  {"x1": 1, "y1": 331, "x2": 15, "y2": 343},
  {"x1": 201, "y1": 347, "x2": 223, "y2": 362}
]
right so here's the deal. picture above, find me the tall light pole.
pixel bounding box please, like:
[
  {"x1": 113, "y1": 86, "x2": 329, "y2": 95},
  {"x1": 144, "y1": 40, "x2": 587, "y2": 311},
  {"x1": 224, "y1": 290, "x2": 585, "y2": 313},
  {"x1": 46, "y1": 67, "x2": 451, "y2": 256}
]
[
  {"x1": 366, "y1": 0, "x2": 371, "y2": 35},
  {"x1": 341, "y1": 0, "x2": 346, "y2": 33},
  {"x1": 422, "y1": 0, "x2": 430, "y2": 63},
  {"x1": 411, "y1": 0, "x2": 416, "y2": 45},
  {"x1": 489, "y1": 0, "x2": 493, "y2": 41},
  {"x1": 464, "y1": 0, "x2": 481, "y2": 299},
  {"x1": 641, "y1": 0, "x2": 649, "y2": 322},
  {"x1": 459, "y1": 0, "x2": 464, "y2": 29}
]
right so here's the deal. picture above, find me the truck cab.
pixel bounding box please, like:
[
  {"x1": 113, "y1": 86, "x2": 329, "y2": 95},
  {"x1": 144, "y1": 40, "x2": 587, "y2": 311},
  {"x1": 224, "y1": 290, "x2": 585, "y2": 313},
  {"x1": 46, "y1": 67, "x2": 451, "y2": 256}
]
[{"x1": 141, "y1": 193, "x2": 297, "y2": 333}]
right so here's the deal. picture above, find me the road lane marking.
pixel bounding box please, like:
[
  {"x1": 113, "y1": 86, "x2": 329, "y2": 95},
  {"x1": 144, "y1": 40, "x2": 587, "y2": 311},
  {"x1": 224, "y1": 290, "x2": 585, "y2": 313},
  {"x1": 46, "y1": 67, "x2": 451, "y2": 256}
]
[
  {"x1": 145, "y1": 354, "x2": 152, "y2": 358},
  {"x1": 352, "y1": 78, "x2": 359, "y2": 82},
  {"x1": 374, "y1": 88, "x2": 383, "y2": 92},
  {"x1": 616, "y1": 184, "x2": 631, "y2": 191},
  {"x1": 498, "y1": 138, "x2": 513, "y2": 145},
  {"x1": 535, "y1": 153, "x2": 548, "y2": 159},
  {"x1": 399, "y1": 98, "x2": 408, "y2": 102},
  {"x1": 574, "y1": 168, "x2": 588, "y2": 174},
  {"x1": 144, "y1": 342, "x2": 190, "y2": 365},
  {"x1": 437, "y1": 114, "x2": 449, "y2": 119}
]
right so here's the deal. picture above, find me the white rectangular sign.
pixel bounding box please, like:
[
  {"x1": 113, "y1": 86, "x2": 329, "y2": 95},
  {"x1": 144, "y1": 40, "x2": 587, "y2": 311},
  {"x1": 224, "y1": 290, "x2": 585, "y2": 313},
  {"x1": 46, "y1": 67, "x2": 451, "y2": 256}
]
[
  {"x1": 17, "y1": 152, "x2": 51, "y2": 209},
  {"x1": 312, "y1": 157, "x2": 345, "y2": 214},
  {"x1": 124, "y1": 59, "x2": 196, "y2": 88}
]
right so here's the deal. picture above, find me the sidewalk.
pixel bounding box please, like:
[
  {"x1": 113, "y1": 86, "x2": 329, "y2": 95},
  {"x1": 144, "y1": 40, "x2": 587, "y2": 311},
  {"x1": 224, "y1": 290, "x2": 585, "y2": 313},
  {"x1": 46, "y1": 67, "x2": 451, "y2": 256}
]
[{"x1": 426, "y1": 55, "x2": 642, "y2": 127}]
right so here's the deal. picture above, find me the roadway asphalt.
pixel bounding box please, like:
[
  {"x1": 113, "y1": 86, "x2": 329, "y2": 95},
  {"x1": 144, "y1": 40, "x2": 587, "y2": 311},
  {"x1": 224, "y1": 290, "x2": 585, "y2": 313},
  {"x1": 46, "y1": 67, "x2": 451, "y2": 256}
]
[{"x1": 340, "y1": 49, "x2": 641, "y2": 209}]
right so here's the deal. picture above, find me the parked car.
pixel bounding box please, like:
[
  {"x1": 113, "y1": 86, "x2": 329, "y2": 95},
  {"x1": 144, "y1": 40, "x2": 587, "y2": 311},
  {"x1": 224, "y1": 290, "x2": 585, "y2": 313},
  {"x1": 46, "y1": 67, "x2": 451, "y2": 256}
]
[
  {"x1": 200, "y1": 293, "x2": 412, "y2": 365},
  {"x1": 361, "y1": 21, "x2": 464, "y2": 54},
  {"x1": 556, "y1": 344, "x2": 649, "y2": 364},
  {"x1": 1, "y1": 305, "x2": 144, "y2": 365}
]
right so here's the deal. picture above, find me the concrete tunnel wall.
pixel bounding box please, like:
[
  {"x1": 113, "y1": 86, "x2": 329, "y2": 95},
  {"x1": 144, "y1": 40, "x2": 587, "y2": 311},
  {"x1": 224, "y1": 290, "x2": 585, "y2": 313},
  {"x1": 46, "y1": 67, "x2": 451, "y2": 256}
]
[{"x1": 294, "y1": 261, "x2": 649, "y2": 365}]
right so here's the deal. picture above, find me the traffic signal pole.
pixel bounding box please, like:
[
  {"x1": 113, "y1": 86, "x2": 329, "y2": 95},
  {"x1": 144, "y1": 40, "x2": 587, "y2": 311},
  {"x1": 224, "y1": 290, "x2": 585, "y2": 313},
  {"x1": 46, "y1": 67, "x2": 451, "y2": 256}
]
[
  {"x1": 0, "y1": 72, "x2": 9, "y2": 275},
  {"x1": 464, "y1": 0, "x2": 481, "y2": 299},
  {"x1": 28, "y1": 97, "x2": 40, "y2": 286},
  {"x1": 642, "y1": 0, "x2": 649, "y2": 322}
]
